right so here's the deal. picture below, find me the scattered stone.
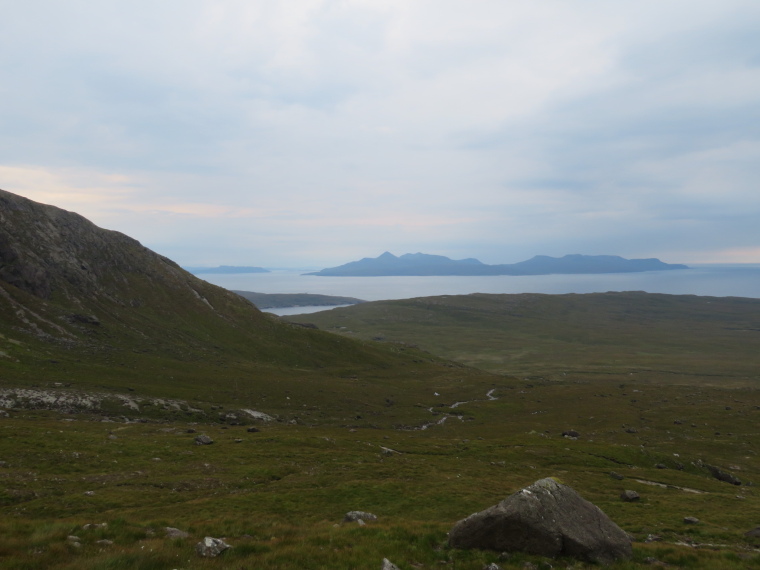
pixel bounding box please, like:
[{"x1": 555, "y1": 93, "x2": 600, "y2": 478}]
[
  {"x1": 625, "y1": 428, "x2": 638, "y2": 434},
  {"x1": 380, "y1": 446, "x2": 400, "y2": 456},
  {"x1": 609, "y1": 471, "x2": 624, "y2": 481},
  {"x1": 96, "y1": 539, "x2": 114, "y2": 546},
  {"x1": 84, "y1": 491, "x2": 95, "y2": 496},
  {"x1": 744, "y1": 527, "x2": 760, "y2": 538},
  {"x1": 165, "y1": 527, "x2": 190, "y2": 539},
  {"x1": 644, "y1": 534, "x2": 662, "y2": 543},
  {"x1": 186, "y1": 428, "x2": 197, "y2": 433},
  {"x1": 0, "y1": 461, "x2": 7, "y2": 468},
  {"x1": 195, "y1": 536, "x2": 231, "y2": 557},
  {"x1": 67, "y1": 535, "x2": 81, "y2": 542},
  {"x1": 83, "y1": 523, "x2": 108, "y2": 530},
  {"x1": 448, "y1": 477, "x2": 632, "y2": 564},
  {"x1": 344, "y1": 511, "x2": 378, "y2": 523},
  {"x1": 247, "y1": 427, "x2": 260, "y2": 433},
  {"x1": 620, "y1": 490, "x2": 640, "y2": 502},
  {"x1": 0, "y1": 410, "x2": 9, "y2": 418},
  {"x1": 483, "y1": 564, "x2": 502, "y2": 570},
  {"x1": 562, "y1": 430, "x2": 580, "y2": 438},
  {"x1": 655, "y1": 464, "x2": 667, "y2": 469},
  {"x1": 683, "y1": 517, "x2": 700, "y2": 524},
  {"x1": 382, "y1": 558, "x2": 401, "y2": 570},
  {"x1": 107, "y1": 434, "x2": 117, "y2": 440},
  {"x1": 195, "y1": 434, "x2": 214, "y2": 445},
  {"x1": 234, "y1": 438, "x2": 243, "y2": 443},
  {"x1": 673, "y1": 420, "x2": 683, "y2": 425}
]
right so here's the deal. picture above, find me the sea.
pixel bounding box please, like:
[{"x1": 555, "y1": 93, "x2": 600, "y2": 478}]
[{"x1": 197, "y1": 264, "x2": 760, "y2": 316}]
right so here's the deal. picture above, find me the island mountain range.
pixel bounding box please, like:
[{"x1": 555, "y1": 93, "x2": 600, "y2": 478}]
[{"x1": 306, "y1": 252, "x2": 688, "y2": 277}]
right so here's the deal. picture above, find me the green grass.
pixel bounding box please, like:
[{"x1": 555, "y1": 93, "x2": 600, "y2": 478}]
[
  {"x1": 4, "y1": 289, "x2": 760, "y2": 567},
  {"x1": 293, "y1": 292, "x2": 760, "y2": 385}
]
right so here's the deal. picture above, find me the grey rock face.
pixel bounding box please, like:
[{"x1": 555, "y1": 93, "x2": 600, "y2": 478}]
[
  {"x1": 707, "y1": 465, "x2": 741, "y2": 485},
  {"x1": 448, "y1": 478, "x2": 632, "y2": 564},
  {"x1": 194, "y1": 434, "x2": 214, "y2": 445},
  {"x1": 344, "y1": 511, "x2": 378, "y2": 523},
  {"x1": 195, "y1": 536, "x2": 231, "y2": 557}
]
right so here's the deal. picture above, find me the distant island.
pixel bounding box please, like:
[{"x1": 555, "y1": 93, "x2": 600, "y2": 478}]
[
  {"x1": 305, "y1": 252, "x2": 689, "y2": 277},
  {"x1": 233, "y1": 291, "x2": 364, "y2": 309},
  {"x1": 184, "y1": 266, "x2": 270, "y2": 275}
]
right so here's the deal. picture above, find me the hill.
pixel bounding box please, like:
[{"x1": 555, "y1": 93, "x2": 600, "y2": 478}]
[
  {"x1": 306, "y1": 251, "x2": 688, "y2": 276},
  {"x1": 2, "y1": 189, "x2": 760, "y2": 569},
  {"x1": 288, "y1": 291, "x2": 760, "y2": 384},
  {"x1": 0, "y1": 188, "x2": 490, "y2": 424}
]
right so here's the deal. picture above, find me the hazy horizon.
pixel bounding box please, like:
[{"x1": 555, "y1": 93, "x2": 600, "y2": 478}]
[{"x1": 2, "y1": 1, "x2": 759, "y2": 267}]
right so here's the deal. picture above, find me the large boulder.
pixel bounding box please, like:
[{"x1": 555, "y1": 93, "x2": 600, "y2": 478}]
[{"x1": 448, "y1": 478, "x2": 632, "y2": 565}]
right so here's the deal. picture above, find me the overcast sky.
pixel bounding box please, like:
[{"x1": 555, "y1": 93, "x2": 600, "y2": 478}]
[{"x1": 2, "y1": 1, "x2": 759, "y2": 267}]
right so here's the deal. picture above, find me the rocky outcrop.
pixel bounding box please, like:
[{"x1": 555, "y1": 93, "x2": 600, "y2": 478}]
[{"x1": 448, "y1": 478, "x2": 632, "y2": 564}]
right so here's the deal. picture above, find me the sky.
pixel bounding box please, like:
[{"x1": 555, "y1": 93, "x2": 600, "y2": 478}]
[{"x1": 2, "y1": 1, "x2": 760, "y2": 268}]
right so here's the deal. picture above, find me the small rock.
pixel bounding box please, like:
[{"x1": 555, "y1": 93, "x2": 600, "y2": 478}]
[
  {"x1": 84, "y1": 491, "x2": 95, "y2": 496},
  {"x1": 744, "y1": 527, "x2": 760, "y2": 538},
  {"x1": 382, "y1": 559, "x2": 401, "y2": 570},
  {"x1": 247, "y1": 427, "x2": 260, "y2": 433},
  {"x1": 620, "y1": 490, "x2": 640, "y2": 502},
  {"x1": 186, "y1": 428, "x2": 197, "y2": 433},
  {"x1": 655, "y1": 464, "x2": 667, "y2": 469},
  {"x1": 562, "y1": 430, "x2": 580, "y2": 438},
  {"x1": 165, "y1": 527, "x2": 190, "y2": 539},
  {"x1": 344, "y1": 511, "x2": 378, "y2": 523},
  {"x1": 683, "y1": 517, "x2": 700, "y2": 524},
  {"x1": 96, "y1": 539, "x2": 114, "y2": 546},
  {"x1": 357, "y1": 519, "x2": 366, "y2": 526},
  {"x1": 0, "y1": 460, "x2": 8, "y2": 467},
  {"x1": 195, "y1": 536, "x2": 231, "y2": 557},
  {"x1": 67, "y1": 535, "x2": 80, "y2": 542},
  {"x1": 83, "y1": 523, "x2": 108, "y2": 530},
  {"x1": 195, "y1": 434, "x2": 214, "y2": 445},
  {"x1": 644, "y1": 534, "x2": 662, "y2": 542},
  {"x1": 483, "y1": 564, "x2": 502, "y2": 570},
  {"x1": 609, "y1": 471, "x2": 624, "y2": 480},
  {"x1": 625, "y1": 428, "x2": 638, "y2": 434}
]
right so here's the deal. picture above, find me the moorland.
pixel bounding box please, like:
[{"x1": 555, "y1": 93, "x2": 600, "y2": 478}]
[{"x1": 1, "y1": 188, "x2": 759, "y2": 569}]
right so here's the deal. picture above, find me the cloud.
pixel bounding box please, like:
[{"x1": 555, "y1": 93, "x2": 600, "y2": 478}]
[{"x1": 2, "y1": 1, "x2": 760, "y2": 266}]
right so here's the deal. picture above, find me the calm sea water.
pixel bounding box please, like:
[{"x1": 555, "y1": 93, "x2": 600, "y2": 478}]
[{"x1": 197, "y1": 264, "x2": 760, "y2": 316}]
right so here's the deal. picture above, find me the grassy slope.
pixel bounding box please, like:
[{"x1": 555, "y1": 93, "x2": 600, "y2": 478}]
[{"x1": 293, "y1": 292, "x2": 760, "y2": 385}]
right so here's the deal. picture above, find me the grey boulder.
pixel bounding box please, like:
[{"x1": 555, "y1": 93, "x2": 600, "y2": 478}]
[
  {"x1": 195, "y1": 536, "x2": 231, "y2": 557},
  {"x1": 448, "y1": 477, "x2": 632, "y2": 565}
]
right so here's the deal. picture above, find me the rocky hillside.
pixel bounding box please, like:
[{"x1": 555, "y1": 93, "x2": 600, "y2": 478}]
[{"x1": 0, "y1": 189, "x2": 488, "y2": 424}]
